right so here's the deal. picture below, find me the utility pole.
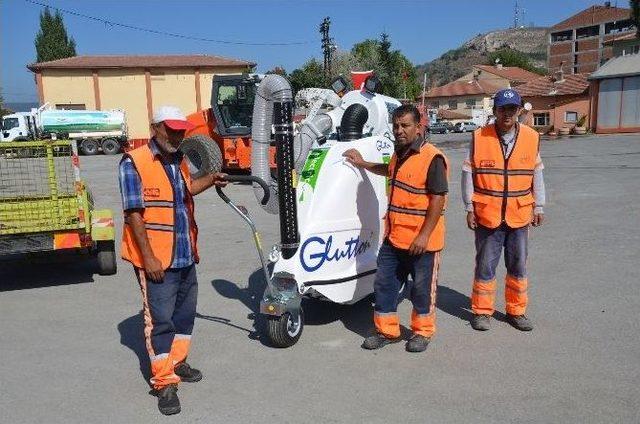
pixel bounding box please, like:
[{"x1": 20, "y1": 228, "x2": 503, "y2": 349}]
[
  {"x1": 319, "y1": 17, "x2": 334, "y2": 77},
  {"x1": 514, "y1": 0, "x2": 520, "y2": 28}
]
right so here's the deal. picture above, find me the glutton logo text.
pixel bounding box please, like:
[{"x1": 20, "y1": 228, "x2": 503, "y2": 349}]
[{"x1": 300, "y1": 234, "x2": 371, "y2": 272}]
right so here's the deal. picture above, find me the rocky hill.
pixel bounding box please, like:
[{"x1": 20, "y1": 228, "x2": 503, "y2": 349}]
[{"x1": 416, "y1": 27, "x2": 549, "y2": 87}]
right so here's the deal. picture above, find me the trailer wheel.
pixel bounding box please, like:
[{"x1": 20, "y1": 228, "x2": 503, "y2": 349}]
[
  {"x1": 101, "y1": 138, "x2": 121, "y2": 155},
  {"x1": 266, "y1": 309, "x2": 304, "y2": 348},
  {"x1": 180, "y1": 135, "x2": 223, "y2": 179},
  {"x1": 96, "y1": 240, "x2": 117, "y2": 275},
  {"x1": 81, "y1": 139, "x2": 99, "y2": 156}
]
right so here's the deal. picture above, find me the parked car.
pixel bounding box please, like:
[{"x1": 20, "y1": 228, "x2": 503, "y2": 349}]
[
  {"x1": 453, "y1": 122, "x2": 478, "y2": 133},
  {"x1": 427, "y1": 122, "x2": 453, "y2": 134}
]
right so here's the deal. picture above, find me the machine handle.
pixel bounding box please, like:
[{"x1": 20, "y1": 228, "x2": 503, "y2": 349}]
[{"x1": 215, "y1": 175, "x2": 271, "y2": 205}]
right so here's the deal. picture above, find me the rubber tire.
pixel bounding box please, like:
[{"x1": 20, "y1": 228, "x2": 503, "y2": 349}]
[
  {"x1": 81, "y1": 139, "x2": 99, "y2": 156},
  {"x1": 101, "y1": 138, "x2": 121, "y2": 155},
  {"x1": 179, "y1": 135, "x2": 223, "y2": 179},
  {"x1": 266, "y1": 309, "x2": 304, "y2": 348},
  {"x1": 96, "y1": 240, "x2": 117, "y2": 275}
]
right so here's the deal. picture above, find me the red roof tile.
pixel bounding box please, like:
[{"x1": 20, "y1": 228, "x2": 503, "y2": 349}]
[
  {"x1": 422, "y1": 79, "x2": 502, "y2": 98},
  {"x1": 473, "y1": 65, "x2": 541, "y2": 84},
  {"x1": 28, "y1": 55, "x2": 255, "y2": 71},
  {"x1": 552, "y1": 5, "x2": 631, "y2": 31},
  {"x1": 517, "y1": 73, "x2": 590, "y2": 97}
]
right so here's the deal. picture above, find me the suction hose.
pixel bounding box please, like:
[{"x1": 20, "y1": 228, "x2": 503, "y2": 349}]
[
  {"x1": 339, "y1": 103, "x2": 369, "y2": 141},
  {"x1": 293, "y1": 113, "x2": 332, "y2": 173},
  {"x1": 251, "y1": 74, "x2": 299, "y2": 259}
]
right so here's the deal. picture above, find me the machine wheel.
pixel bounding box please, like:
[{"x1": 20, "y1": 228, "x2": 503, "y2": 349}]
[
  {"x1": 96, "y1": 240, "x2": 117, "y2": 275},
  {"x1": 179, "y1": 135, "x2": 223, "y2": 179},
  {"x1": 266, "y1": 309, "x2": 304, "y2": 348},
  {"x1": 101, "y1": 138, "x2": 121, "y2": 155},
  {"x1": 81, "y1": 139, "x2": 99, "y2": 156}
]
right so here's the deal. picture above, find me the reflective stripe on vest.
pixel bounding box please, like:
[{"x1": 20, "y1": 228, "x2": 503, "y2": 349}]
[
  {"x1": 471, "y1": 124, "x2": 539, "y2": 229},
  {"x1": 120, "y1": 144, "x2": 199, "y2": 270},
  {"x1": 385, "y1": 142, "x2": 448, "y2": 251}
]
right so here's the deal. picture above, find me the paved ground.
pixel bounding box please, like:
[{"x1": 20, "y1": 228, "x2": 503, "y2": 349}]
[{"x1": 1, "y1": 133, "x2": 639, "y2": 423}]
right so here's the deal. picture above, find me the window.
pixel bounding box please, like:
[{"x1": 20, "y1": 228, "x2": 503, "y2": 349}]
[
  {"x1": 623, "y1": 45, "x2": 640, "y2": 56},
  {"x1": 533, "y1": 113, "x2": 550, "y2": 126},
  {"x1": 55, "y1": 104, "x2": 86, "y2": 110},
  {"x1": 605, "y1": 19, "x2": 635, "y2": 34},
  {"x1": 448, "y1": 100, "x2": 458, "y2": 110},
  {"x1": 2, "y1": 117, "x2": 19, "y2": 131},
  {"x1": 551, "y1": 30, "x2": 572, "y2": 42},
  {"x1": 565, "y1": 111, "x2": 578, "y2": 123},
  {"x1": 576, "y1": 25, "x2": 599, "y2": 39},
  {"x1": 430, "y1": 100, "x2": 440, "y2": 108},
  {"x1": 465, "y1": 98, "x2": 475, "y2": 109}
]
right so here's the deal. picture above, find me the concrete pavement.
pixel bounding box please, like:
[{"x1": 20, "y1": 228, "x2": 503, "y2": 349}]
[{"x1": 1, "y1": 133, "x2": 638, "y2": 423}]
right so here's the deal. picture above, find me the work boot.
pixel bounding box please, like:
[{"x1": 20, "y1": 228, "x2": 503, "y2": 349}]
[
  {"x1": 157, "y1": 384, "x2": 180, "y2": 416},
  {"x1": 174, "y1": 362, "x2": 202, "y2": 383},
  {"x1": 362, "y1": 333, "x2": 401, "y2": 350},
  {"x1": 406, "y1": 335, "x2": 431, "y2": 353},
  {"x1": 471, "y1": 314, "x2": 491, "y2": 331},
  {"x1": 506, "y1": 314, "x2": 533, "y2": 331}
]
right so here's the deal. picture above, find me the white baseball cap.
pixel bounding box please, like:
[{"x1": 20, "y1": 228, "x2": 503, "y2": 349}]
[{"x1": 151, "y1": 105, "x2": 195, "y2": 130}]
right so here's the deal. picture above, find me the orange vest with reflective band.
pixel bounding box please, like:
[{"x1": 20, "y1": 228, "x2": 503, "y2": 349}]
[
  {"x1": 471, "y1": 124, "x2": 538, "y2": 229},
  {"x1": 121, "y1": 144, "x2": 199, "y2": 270},
  {"x1": 385, "y1": 142, "x2": 448, "y2": 251}
]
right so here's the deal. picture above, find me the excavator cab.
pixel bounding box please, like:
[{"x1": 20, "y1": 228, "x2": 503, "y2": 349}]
[{"x1": 211, "y1": 74, "x2": 260, "y2": 137}]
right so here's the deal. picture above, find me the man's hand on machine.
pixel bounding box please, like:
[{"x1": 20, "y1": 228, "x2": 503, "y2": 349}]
[
  {"x1": 210, "y1": 172, "x2": 228, "y2": 187},
  {"x1": 342, "y1": 149, "x2": 366, "y2": 168}
]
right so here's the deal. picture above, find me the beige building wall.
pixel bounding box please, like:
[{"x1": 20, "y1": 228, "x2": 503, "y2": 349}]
[
  {"x1": 429, "y1": 95, "x2": 488, "y2": 114},
  {"x1": 41, "y1": 69, "x2": 96, "y2": 109},
  {"x1": 150, "y1": 68, "x2": 197, "y2": 118},
  {"x1": 98, "y1": 69, "x2": 150, "y2": 139},
  {"x1": 38, "y1": 66, "x2": 250, "y2": 139}
]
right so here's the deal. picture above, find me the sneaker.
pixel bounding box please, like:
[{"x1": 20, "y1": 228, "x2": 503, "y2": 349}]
[
  {"x1": 174, "y1": 362, "x2": 202, "y2": 383},
  {"x1": 157, "y1": 384, "x2": 180, "y2": 416},
  {"x1": 406, "y1": 335, "x2": 431, "y2": 353},
  {"x1": 506, "y1": 314, "x2": 533, "y2": 331},
  {"x1": 471, "y1": 314, "x2": 491, "y2": 331},
  {"x1": 362, "y1": 333, "x2": 401, "y2": 350}
]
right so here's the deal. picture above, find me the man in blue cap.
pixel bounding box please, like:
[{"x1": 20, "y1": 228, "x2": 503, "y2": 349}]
[{"x1": 461, "y1": 88, "x2": 546, "y2": 332}]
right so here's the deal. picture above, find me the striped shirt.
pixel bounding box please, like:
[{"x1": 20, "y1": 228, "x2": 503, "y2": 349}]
[{"x1": 118, "y1": 139, "x2": 193, "y2": 268}]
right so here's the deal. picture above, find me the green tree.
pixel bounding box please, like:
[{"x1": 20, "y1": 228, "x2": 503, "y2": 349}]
[
  {"x1": 631, "y1": 0, "x2": 640, "y2": 37},
  {"x1": 289, "y1": 59, "x2": 326, "y2": 93},
  {"x1": 266, "y1": 66, "x2": 287, "y2": 76},
  {"x1": 487, "y1": 48, "x2": 546, "y2": 75},
  {"x1": 351, "y1": 34, "x2": 420, "y2": 99},
  {"x1": 0, "y1": 91, "x2": 14, "y2": 117},
  {"x1": 35, "y1": 7, "x2": 76, "y2": 62}
]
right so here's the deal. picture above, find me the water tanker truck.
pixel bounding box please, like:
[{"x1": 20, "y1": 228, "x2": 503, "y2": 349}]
[{"x1": 1, "y1": 104, "x2": 127, "y2": 155}]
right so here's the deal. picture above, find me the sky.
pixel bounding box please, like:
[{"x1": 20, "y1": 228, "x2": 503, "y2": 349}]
[{"x1": 0, "y1": 0, "x2": 614, "y2": 103}]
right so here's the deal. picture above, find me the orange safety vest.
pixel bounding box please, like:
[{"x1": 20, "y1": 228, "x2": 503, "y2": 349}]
[
  {"x1": 121, "y1": 144, "x2": 199, "y2": 270},
  {"x1": 471, "y1": 123, "x2": 539, "y2": 229},
  {"x1": 385, "y1": 141, "x2": 448, "y2": 251}
]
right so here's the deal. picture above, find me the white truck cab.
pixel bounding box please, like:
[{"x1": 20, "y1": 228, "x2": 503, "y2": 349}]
[{"x1": 1, "y1": 112, "x2": 37, "y2": 142}]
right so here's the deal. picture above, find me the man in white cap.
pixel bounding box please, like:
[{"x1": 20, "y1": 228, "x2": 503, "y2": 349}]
[{"x1": 119, "y1": 105, "x2": 226, "y2": 415}]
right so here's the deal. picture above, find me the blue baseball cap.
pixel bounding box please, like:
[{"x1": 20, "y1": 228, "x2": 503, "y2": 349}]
[{"x1": 494, "y1": 88, "x2": 522, "y2": 108}]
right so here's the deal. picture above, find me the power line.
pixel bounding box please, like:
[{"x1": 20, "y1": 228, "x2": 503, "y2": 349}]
[{"x1": 24, "y1": 0, "x2": 315, "y2": 46}]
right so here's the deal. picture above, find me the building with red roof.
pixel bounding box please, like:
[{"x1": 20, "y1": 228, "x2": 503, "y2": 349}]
[
  {"x1": 517, "y1": 69, "x2": 591, "y2": 133},
  {"x1": 27, "y1": 55, "x2": 255, "y2": 138}
]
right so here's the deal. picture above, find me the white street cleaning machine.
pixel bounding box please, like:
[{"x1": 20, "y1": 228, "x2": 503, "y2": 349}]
[{"x1": 184, "y1": 74, "x2": 401, "y2": 347}]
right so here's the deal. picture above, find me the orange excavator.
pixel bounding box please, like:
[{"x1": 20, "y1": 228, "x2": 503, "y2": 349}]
[{"x1": 183, "y1": 74, "x2": 276, "y2": 172}]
